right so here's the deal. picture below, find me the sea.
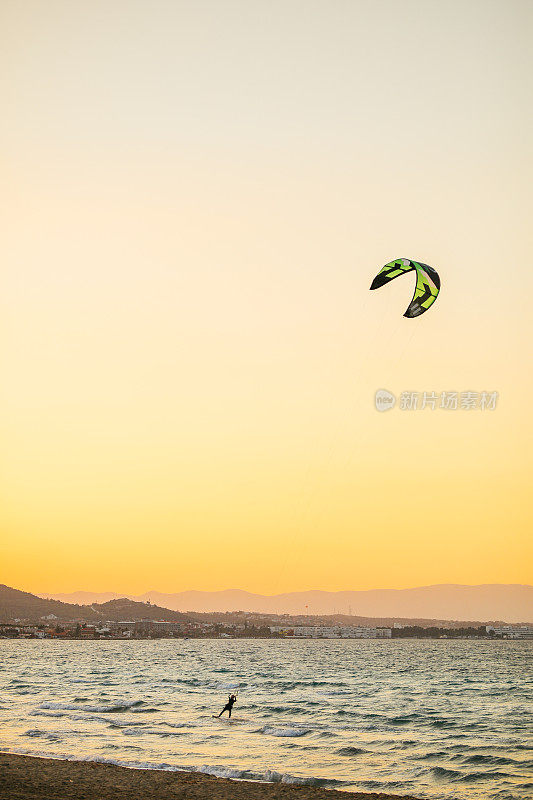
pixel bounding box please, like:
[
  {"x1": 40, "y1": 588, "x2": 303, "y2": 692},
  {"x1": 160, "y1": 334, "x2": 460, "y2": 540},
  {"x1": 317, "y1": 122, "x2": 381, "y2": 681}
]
[{"x1": 1, "y1": 639, "x2": 532, "y2": 799}]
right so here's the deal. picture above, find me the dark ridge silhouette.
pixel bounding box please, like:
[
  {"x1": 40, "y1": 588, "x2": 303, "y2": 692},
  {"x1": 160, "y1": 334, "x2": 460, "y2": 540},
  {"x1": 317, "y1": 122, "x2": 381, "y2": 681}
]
[{"x1": 0, "y1": 584, "x2": 188, "y2": 624}]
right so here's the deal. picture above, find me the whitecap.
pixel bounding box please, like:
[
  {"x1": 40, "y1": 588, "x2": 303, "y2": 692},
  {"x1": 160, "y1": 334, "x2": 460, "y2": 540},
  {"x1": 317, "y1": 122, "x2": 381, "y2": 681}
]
[{"x1": 259, "y1": 726, "x2": 312, "y2": 738}]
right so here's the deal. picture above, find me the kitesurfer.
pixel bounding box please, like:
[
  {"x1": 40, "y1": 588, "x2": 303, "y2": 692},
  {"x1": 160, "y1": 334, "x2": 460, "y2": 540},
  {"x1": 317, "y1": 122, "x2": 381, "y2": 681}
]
[{"x1": 217, "y1": 693, "x2": 237, "y2": 718}]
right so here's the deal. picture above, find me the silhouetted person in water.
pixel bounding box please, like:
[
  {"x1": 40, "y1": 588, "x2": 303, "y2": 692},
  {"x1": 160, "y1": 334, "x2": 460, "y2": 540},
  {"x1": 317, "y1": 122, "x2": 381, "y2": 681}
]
[{"x1": 217, "y1": 693, "x2": 237, "y2": 718}]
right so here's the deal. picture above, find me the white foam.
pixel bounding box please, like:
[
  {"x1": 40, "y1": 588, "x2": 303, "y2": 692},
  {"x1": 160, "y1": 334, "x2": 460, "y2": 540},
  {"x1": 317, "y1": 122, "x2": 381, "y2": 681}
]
[
  {"x1": 260, "y1": 726, "x2": 312, "y2": 738},
  {"x1": 194, "y1": 765, "x2": 334, "y2": 786},
  {"x1": 196, "y1": 765, "x2": 255, "y2": 779},
  {"x1": 0, "y1": 748, "x2": 340, "y2": 789}
]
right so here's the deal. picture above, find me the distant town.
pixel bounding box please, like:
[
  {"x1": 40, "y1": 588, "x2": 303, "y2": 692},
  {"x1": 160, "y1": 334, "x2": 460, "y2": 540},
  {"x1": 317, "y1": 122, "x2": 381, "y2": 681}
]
[{"x1": 1, "y1": 617, "x2": 532, "y2": 641}]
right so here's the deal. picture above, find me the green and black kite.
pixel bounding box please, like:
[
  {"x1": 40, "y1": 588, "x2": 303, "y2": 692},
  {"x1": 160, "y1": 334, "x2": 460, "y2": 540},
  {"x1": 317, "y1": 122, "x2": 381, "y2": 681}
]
[{"x1": 370, "y1": 258, "x2": 441, "y2": 318}]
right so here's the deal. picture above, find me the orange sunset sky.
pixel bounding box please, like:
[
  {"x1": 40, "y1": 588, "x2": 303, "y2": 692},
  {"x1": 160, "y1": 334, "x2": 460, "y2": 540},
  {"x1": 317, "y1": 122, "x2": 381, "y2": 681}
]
[{"x1": 1, "y1": 0, "x2": 532, "y2": 595}]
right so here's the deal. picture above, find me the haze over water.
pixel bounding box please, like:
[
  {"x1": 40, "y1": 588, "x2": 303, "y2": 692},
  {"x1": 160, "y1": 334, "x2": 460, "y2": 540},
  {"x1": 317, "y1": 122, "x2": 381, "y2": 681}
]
[{"x1": 1, "y1": 640, "x2": 532, "y2": 799}]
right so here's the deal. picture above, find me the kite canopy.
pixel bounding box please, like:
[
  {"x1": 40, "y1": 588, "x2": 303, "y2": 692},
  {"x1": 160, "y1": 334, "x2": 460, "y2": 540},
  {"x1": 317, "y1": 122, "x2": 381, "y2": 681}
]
[{"x1": 370, "y1": 258, "x2": 441, "y2": 318}]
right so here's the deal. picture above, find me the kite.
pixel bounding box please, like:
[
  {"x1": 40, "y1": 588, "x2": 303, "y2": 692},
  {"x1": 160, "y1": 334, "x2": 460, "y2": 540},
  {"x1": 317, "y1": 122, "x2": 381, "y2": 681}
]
[{"x1": 370, "y1": 258, "x2": 441, "y2": 318}]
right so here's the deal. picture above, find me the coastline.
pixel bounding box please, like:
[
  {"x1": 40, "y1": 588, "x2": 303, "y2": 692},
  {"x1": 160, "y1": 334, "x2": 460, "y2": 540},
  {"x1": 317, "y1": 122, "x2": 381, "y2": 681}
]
[{"x1": 0, "y1": 753, "x2": 420, "y2": 800}]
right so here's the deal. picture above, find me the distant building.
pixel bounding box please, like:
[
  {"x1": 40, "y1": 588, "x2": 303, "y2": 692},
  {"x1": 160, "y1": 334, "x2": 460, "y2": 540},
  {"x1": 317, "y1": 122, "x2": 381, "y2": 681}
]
[
  {"x1": 486, "y1": 625, "x2": 533, "y2": 639},
  {"x1": 270, "y1": 625, "x2": 392, "y2": 639}
]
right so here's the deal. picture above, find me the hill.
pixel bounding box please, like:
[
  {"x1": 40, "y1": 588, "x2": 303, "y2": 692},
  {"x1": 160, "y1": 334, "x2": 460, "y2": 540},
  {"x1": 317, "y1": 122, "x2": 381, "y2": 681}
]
[
  {"x1": 0, "y1": 585, "x2": 187, "y2": 624},
  {"x1": 0, "y1": 584, "x2": 99, "y2": 623}
]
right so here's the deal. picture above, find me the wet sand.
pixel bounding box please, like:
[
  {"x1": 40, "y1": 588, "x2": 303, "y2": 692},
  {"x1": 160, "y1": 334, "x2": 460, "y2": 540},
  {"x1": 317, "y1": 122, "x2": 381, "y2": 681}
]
[{"x1": 0, "y1": 753, "x2": 420, "y2": 800}]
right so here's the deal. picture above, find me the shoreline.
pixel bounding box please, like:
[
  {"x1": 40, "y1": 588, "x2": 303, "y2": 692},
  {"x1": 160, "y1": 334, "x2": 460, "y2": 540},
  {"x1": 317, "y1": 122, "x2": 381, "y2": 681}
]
[
  {"x1": 0, "y1": 753, "x2": 421, "y2": 800},
  {"x1": 1, "y1": 635, "x2": 522, "y2": 641}
]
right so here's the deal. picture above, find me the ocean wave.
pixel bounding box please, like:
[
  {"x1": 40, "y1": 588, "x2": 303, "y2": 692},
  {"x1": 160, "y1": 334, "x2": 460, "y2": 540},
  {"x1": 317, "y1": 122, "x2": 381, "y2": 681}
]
[
  {"x1": 358, "y1": 779, "x2": 413, "y2": 790},
  {"x1": 388, "y1": 713, "x2": 421, "y2": 725},
  {"x1": 161, "y1": 722, "x2": 198, "y2": 729},
  {"x1": 101, "y1": 743, "x2": 144, "y2": 752},
  {"x1": 66, "y1": 713, "x2": 123, "y2": 724},
  {"x1": 160, "y1": 677, "x2": 206, "y2": 686},
  {"x1": 24, "y1": 729, "x2": 62, "y2": 740},
  {"x1": 107, "y1": 720, "x2": 149, "y2": 728},
  {"x1": 209, "y1": 682, "x2": 246, "y2": 691},
  {"x1": 195, "y1": 765, "x2": 259, "y2": 780},
  {"x1": 130, "y1": 707, "x2": 159, "y2": 714},
  {"x1": 427, "y1": 767, "x2": 515, "y2": 788},
  {"x1": 258, "y1": 705, "x2": 310, "y2": 715},
  {"x1": 264, "y1": 680, "x2": 348, "y2": 690},
  {"x1": 430, "y1": 719, "x2": 457, "y2": 728},
  {"x1": 38, "y1": 700, "x2": 144, "y2": 713},
  {"x1": 0, "y1": 746, "x2": 78, "y2": 761},
  {"x1": 30, "y1": 710, "x2": 67, "y2": 719},
  {"x1": 462, "y1": 754, "x2": 520, "y2": 766},
  {"x1": 258, "y1": 726, "x2": 312, "y2": 738},
  {"x1": 431, "y1": 766, "x2": 461, "y2": 779},
  {"x1": 121, "y1": 728, "x2": 186, "y2": 737},
  {"x1": 335, "y1": 746, "x2": 367, "y2": 756},
  {"x1": 195, "y1": 765, "x2": 345, "y2": 787},
  {"x1": 456, "y1": 771, "x2": 512, "y2": 783},
  {"x1": 80, "y1": 755, "x2": 179, "y2": 771},
  {"x1": 411, "y1": 750, "x2": 450, "y2": 761}
]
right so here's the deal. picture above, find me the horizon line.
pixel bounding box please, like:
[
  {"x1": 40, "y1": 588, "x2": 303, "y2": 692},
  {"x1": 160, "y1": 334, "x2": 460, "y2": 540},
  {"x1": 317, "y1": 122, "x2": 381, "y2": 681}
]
[{"x1": 34, "y1": 582, "x2": 533, "y2": 597}]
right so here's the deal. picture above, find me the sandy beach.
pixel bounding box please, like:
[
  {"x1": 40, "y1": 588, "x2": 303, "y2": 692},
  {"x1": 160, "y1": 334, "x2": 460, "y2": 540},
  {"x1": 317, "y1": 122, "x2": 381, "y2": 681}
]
[{"x1": 0, "y1": 754, "x2": 421, "y2": 800}]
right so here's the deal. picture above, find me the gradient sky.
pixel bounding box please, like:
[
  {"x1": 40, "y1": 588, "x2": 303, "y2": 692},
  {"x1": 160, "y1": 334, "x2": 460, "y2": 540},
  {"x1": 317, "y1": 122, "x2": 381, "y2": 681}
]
[{"x1": 1, "y1": 0, "x2": 532, "y2": 595}]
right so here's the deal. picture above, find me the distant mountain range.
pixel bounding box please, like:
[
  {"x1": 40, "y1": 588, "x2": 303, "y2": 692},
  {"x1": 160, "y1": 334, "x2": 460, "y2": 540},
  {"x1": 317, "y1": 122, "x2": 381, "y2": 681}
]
[{"x1": 39, "y1": 584, "x2": 533, "y2": 623}]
